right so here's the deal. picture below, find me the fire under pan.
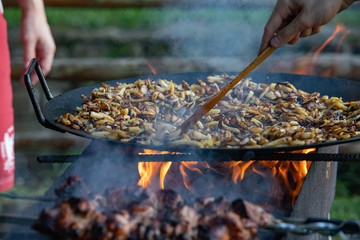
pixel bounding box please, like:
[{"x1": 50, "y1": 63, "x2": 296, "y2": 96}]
[{"x1": 3, "y1": 145, "x2": 339, "y2": 240}]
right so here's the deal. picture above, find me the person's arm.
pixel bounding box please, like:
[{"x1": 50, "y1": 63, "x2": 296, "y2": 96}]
[
  {"x1": 18, "y1": 0, "x2": 56, "y2": 84},
  {"x1": 258, "y1": 0, "x2": 355, "y2": 55}
]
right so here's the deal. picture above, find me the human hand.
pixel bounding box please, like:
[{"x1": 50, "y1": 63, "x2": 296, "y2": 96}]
[
  {"x1": 18, "y1": 0, "x2": 56, "y2": 84},
  {"x1": 258, "y1": 0, "x2": 355, "y2": 55}
]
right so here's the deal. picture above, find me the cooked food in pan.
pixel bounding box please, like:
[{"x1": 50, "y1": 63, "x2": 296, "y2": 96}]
[
  {"x1": 57, "y1": 74, "x2": 360, "y2": 148},
  {"x1": 34, "y1": 176, "x2": 274, "y2": 240}
]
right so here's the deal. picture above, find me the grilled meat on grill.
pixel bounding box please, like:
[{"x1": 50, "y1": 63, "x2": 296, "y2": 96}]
[
  {"x1": 55, "y1": 176, "x2": 91, "y2": 200},
  {"x1": 57, "y1": 74, "x2": 360, "y2": 148},
  {"x1": 34, "y1": 177, "x2": 274, "y2": 240}
]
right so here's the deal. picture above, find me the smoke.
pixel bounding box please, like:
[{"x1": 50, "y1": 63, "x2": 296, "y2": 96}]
[
  {"x1": 42, "y1": 141, "x2": 140, "y2": 195},
  {"x1": 153, "y1": 2, "x2": 274, "y2": 62}
]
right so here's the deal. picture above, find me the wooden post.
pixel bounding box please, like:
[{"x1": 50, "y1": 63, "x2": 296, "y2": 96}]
[{"x1": 287, "y1": 145, "x2": 338, "y2": 240}]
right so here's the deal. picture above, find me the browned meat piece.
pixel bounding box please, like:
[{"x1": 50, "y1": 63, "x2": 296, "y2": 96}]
[
  {"x1": 105, "y1": 185, "x2": 152, "y2": 212},
  {"x1": 202, "y1": 197, "x2": 230, "y2": 216},
  {"x1": 102, "y1": 213, "x2": 131, "y2": 239},
  {"x1": 35, "y1": 177, "x2": 274, "y2": 240},
  {"x1": 242, "y1": 201, "x2": 274, "y2": 227},
  {"x1": 231, "y1": 199, "x2": 249, "y2": 218},
  {"x1": 155, "y1": 189, "x2": 184, "y2": 209},
  {"x1": 55, "y1": 176, "x2": 91, "y2": 200},
  {"x1": 35, "y1": 197, "x2": 101, "y2": 240},
  {"x1": 208, "y1": 213, "x2": 251, "y2": 240}
]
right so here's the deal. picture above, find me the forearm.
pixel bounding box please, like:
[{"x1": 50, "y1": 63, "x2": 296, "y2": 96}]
[
  {"x1": 17, "y1": 0, "x2": 55, "y2": 81},
  {"x1": 17, "y1": 0, "x2": 46, "y2": 16}
]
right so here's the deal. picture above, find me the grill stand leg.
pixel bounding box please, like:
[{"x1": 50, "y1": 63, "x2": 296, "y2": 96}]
[{"x1": 287, "y1": 145, "x2": 338, "y2": 240}]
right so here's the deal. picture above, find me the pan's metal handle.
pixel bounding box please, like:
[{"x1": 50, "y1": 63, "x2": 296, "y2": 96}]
[
  {"x1": 267, "y1": 217, "x2": 360, "y2": 236},
  {"x1": 24, "y1": 58, "x2": 64, "y2": 132},
  {"x1": 305, "y1": 218, "x2": 360, "y2": 235}
]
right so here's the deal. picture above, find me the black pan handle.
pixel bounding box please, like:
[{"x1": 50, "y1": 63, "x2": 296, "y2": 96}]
[{"x1": 24, "y1": 58, "x2": 65, "y2": 132}]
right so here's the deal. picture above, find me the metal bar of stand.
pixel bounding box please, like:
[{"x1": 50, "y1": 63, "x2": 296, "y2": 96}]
[
  {"x1": 36, "y1": 152, "x2": 360, "y2": 163},
  {"x1": 254, "y1": 153, "x2": 360, "y2": 161},
  {"x1": 0, "y1": 232, "x2": 48, "y2": 240},
  {"x1": 0, "y1": 214, "x2": 37, "y2": 225},
  {"x1": 132, "y1": 152, "x2": 360, "y2": 161},
  {"x1": 37, "y1": 155, "x2": 82, "y2": 163},
  {"x1": 0, "y1": 193, "x2": 56, "y2": 202}
]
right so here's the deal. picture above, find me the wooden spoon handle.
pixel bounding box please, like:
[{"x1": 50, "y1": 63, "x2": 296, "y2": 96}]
[{"x1": 180, "y1": 46, "x2": 276, "y2": 133}]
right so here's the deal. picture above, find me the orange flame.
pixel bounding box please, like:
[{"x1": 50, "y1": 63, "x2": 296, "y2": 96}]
[
  {"x1": 312, "y1": 25, "x2": 345, "y2": 62},
  {"x1": 137, "y1": 150, "x2": 190, "y2": 189},
  {"x1": 160, "y1": 162, "x2": 172, "y2": 189},
  {"x1": 321, "y1": 27, "x2": 351, "y2": 77},
  {"x1": 210, "y1": 148, "x2": 316, "y2": 204},
  {"x1": 229, "y1": 160, "x2": 255, "y2": 183},
  {"x1": 274, "y1": 24, "x2": 350, "y2": 77},
  {"x1": 139, "y1": 149, "x2": 170, "y2": 155},
  {"x1": 179, "y1": 161, "x2": 204, "y2": 190},
  {"x1": 308, "y1": 24, "x2": 345, "y2": 74},
  {"x1": 179, "y1": 164, "x2": 190, "y2": 189},
  {"x1": 147, "y1": 62, "x2": 157, "y2": 75},
  {"x1": 138, "y1": 162, "x2": 154, "y2": 188},
  {"x1": 137, "y1": 148, "x2": 315, "y2": 205}
]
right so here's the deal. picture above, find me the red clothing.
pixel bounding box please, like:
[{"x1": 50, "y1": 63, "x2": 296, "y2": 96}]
[{"x1": 0, "y1": 13, "x2": 14, "y2": 192}]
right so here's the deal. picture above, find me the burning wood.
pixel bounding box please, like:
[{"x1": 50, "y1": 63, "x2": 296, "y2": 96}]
[
  {"x1": 34, "y1": 177, "x2": 274, "y2": 240},
  {"x1": 58, "y1": 74, "x2": 360, "y2": 148}
]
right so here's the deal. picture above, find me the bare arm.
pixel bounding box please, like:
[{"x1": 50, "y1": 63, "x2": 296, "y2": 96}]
[
  {"x1": 258, "y1": 0, "x2": 355, "y2": 55},
  {"x1": 18, "y1": 0, "x2": 56, "y2": 84}
]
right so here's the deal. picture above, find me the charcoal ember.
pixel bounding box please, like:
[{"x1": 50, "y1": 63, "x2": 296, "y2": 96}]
[
  {"x1": 86, "y1": 214, "x2": 107, "y2": 239},
  {"x1": 231, "y1": 199, "x2": 249, "y2": 218},
  {"x1": 176, "y1": 205, "x2": 198, "y2": 226},
  {"x1": 128, "y1": 221, "x2": 163, "y2": 240},
  {"x1": 127, "y1": 201, "x2": 154, "y2": 218},
  {"x1": 173, "y1": 206, "x2": 198, "y2": 238},
  {"x1": 194, "y1": 197, "x2": 215, "y2": 210},
  {"x1": 105, "y1": 185, "x2": 152, "y2": 212},
  {"x1": 199, "y1": 213, "x2": 252, "y2": 240},
  {"x1": 231, "y1": 199, "x2": 274, "y2": 226},
  {"x1": 104, "y1": 186, "x2": 126, "y2": 212},
  {"x1": 217, "y1": 213, "x2": 252, "y2": 240},
  {"x1": 35, "y1": 178, "x2": 274, "y2": 240},
  {"x1": 66, "y1": 197, "x2": 96, "y2": 216},
  {"x1": 55, "y1": 176, "x2": 91, "y2": 200},
  {"x1": 102, "y1": 213, "x2": 131, "y2": 239},
  {"x1": 93, "y1": 193, "x2": 107, "y2": 209},
  {"x1": 160, "y1": 220, "x2": 175, "y2": 236},
  {"x1": 33, "y1": 209, "x2": 58, "y2": 237},
  {"x1": 155, "y1": 189, "x2": 183, "y2": 209},
  {"x1": 198, "y1": 223, "x2": 230, "y2": 240},
  {"x1": 241, "y1": 201, "x2": 274, "y2": 227},
  {"x1": 35, "y1": 197, "x2": 101, "y2": 240},
  {"x1": 202, "y1": 197, "x2": 229, "y2": 215}
]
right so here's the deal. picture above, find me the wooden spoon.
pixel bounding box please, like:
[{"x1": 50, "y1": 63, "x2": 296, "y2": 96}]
[{"x1": 179, "y1": 46, "x2": 276, "y2": 134}]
